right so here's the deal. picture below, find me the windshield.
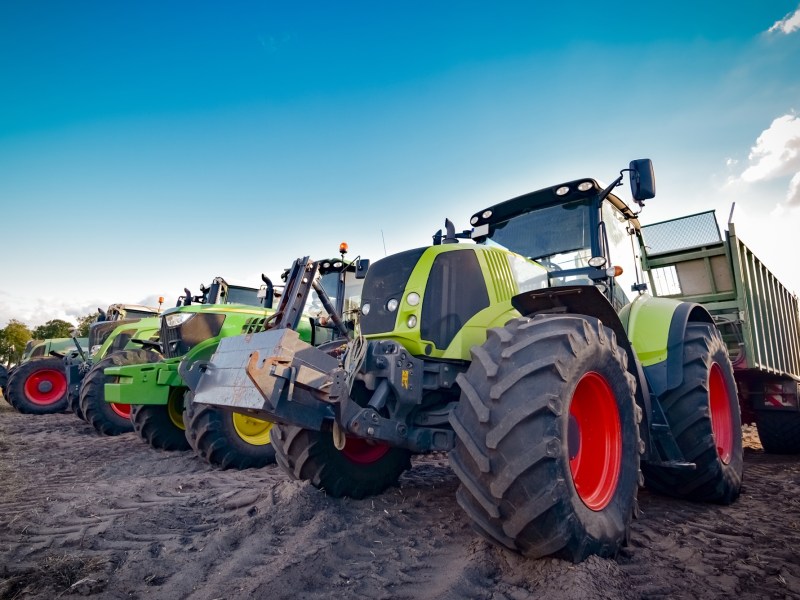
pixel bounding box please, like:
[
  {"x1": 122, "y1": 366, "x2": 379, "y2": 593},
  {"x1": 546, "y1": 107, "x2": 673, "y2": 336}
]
[
  {"x1": 484, "y1": 199, "x2": 592, "y2": 268},
  {"x1": 121, "y1": 309, "x2": 157, "y2": 320},
  {"x1": 225, "y1": 285, "x2": 261, "y2": 307}
]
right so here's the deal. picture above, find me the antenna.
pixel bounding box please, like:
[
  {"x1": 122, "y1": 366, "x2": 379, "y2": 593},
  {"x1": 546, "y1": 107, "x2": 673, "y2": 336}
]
[
  {"x1": 380, "y1": 229, "x2": 387, "y2": 257},
  {"x1": 728, "y1": 202, "x2": 736, "y2": 225}
]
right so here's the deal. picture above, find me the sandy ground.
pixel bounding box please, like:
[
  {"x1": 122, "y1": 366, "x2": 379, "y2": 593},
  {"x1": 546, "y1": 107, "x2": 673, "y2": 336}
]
[{"x1": 1, "y1": 396, "x2": 799, "y2": 600}]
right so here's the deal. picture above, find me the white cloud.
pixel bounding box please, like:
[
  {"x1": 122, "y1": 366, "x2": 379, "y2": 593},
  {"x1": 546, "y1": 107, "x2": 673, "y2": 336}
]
[
  {"x1": 789, "y1": 171, "x2": 800, "y2": 206},
  {"x1": 768, "y1": 5, "x2": 800, "y2": 34},
  {"x1": 739, "y1": 115, "x2": 800, "y2": 204}
]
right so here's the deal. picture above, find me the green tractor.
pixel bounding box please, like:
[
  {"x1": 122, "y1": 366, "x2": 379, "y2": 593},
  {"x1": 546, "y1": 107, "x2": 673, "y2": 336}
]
[
  {"x1": 105, "y1": 267, "x2": 364, "y2": 468},
  {"x1": 191, "y1": 159, "x2": 743, "y2": 562},
  {"x1": 4, "y1": 337, "x2": 88, "y2": 414},
  {"x1": 67, "y1": 303, "x2": 163, "y2": 435}
]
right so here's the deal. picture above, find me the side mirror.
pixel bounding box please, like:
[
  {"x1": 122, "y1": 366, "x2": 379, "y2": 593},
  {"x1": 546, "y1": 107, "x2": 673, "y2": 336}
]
[
  {"x1": 355, "y1": 259, "x2": 370, "y2": 279},
  {"x1": 629, "y1": 159, "x2": 655, "y2": 202}
]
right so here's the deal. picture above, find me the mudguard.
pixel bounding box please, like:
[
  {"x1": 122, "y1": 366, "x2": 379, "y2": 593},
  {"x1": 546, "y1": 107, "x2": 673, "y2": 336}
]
[{"x1": 620, "y1": 294, "x2": 714, "y2": 399}]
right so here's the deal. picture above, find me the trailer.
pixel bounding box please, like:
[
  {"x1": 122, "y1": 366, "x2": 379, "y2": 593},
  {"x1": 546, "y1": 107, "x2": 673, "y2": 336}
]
[{"x1": 640, "y1": 210, "x2": 800, "y2": 453}]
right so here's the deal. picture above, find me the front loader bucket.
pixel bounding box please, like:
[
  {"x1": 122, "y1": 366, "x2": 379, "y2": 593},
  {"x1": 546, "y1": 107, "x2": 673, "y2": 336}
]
[{"x1": 189, "y1": 328, "x2": 340, "y2": 431}]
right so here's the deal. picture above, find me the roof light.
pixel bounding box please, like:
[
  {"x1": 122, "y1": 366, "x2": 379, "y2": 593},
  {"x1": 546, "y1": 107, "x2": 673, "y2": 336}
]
[
  {"x1": 578, "y1": 181, "x2": 593, "y2": 191},
  {"x1": 555, "y1": 186, "x2": 570, "y2": 196},
  {"x1": 482, "y1": 210, "x2": 492, "y2": 219},
  {"x1": 588, "y1": 256, "x2": 607, "y2": 268},
  {"x1": 470, "y1": 216, "x2": 479, "y2": 225}
]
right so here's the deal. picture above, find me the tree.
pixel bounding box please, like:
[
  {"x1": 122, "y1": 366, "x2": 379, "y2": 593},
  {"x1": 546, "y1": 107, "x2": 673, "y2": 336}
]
[
  {"x1": 32, "y1": 319, "x2": 74, "y2": 340},
  {"x1": 0, "y1": 320, "x2": 33, "y2": 366},
  {"x1": 76, "y1": 312, "x2": 99, "y2": 337}
]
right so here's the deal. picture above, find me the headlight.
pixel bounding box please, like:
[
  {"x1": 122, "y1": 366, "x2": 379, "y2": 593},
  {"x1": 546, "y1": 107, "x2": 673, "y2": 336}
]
[
  {"x1": 386, "y1": 298, "x2": 399, "y2": 312},
  {"x1": 361, "y1": 303, "x2": 371, "y2": 316},
  {"x1": 406, "y1": 292, "x2": 420, "y2": 306},
  {"x1": 407, "y1": 315, "x2": 417, "y2": 328},
  {"x1": 164, "y1": 312, "x2": 195, "y2": 327},
  {"x1": 588, "y1": 256, "x2": 607, "y2": 268}
]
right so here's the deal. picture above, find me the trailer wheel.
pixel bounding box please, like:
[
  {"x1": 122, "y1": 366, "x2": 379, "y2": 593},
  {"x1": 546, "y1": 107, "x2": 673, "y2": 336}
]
[
  {"x1": 80, "y1": 350, "x2": 161, "y2": 436},
  {"x1": 131, "y1": 387, "x2": 190, "y2": 451},
  {"x1": 271, "y1": 424, "x2": 412, "y2": 499},
  {"x1": 755, "y1": 411, "x2": 800, "y2": 454},
  {"x1": 183, "y1": 391, "x2": 277, "y2": 469},
  {"x1": 642, "y1": 323, "x2": 742, "y2": 504},
  {"x1": 5, "y1": 357, "x2": 69, "y2": 414},
  {"x1": 449, "y1": 314, "x2": 641, "y2": 562}
]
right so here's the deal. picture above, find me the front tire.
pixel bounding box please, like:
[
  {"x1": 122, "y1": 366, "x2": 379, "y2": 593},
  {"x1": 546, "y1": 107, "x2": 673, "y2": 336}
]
[
  {"x1": 642, "y1": 323, "x2": 743, "y2": 504},
  {"x1": 131, "y1": 387, "x2": 190, "y2": 451},
  {"x1": 183, "y1": 391, "x2": 277, "y2": 469},
  {"x1": 449, "y1": 315, "x2": 641, "y2": 562},
  {"x1": 80, "y1": 349, "x2": 161, "y2": 436},
  {"x1": 5, "y1": 358, "x2": 69, "y2": 414},
  {"x1": 271, "y1": 424, "x2": 412, "y2": 499}
]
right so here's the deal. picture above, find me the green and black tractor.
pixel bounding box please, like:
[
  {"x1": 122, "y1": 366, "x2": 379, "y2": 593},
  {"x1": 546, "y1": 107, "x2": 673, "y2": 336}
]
[
  {"x1": 105, "y1": 267, "x2": 364, "y2": 469},
  {"x1": 5, "y1": 337, "x2": 88, "y2": 414},
  {"x1": 67, "y1": 303, "x2": 163, "y2": 435},
  {"x1": 191, "y1": 159, "x2": 743, "y2": 562}
]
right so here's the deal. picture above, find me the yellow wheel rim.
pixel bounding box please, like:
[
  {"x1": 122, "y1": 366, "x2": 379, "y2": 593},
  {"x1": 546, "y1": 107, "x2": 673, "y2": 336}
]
[
  {"x1": 168, "y1": 390, "x2": 185, "y2": 430},
  {"x1": 232, "y1": 413, "x2": 272, "y2": 446}
]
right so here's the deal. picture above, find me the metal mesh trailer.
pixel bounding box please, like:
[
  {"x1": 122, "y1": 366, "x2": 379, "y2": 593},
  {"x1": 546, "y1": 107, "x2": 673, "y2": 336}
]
[{"x1": 640, "y1": 210, "x2": 800, "y2": 453}]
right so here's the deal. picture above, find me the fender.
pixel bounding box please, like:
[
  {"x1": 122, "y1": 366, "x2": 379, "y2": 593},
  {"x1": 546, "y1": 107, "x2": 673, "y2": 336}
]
[{"x1": 619, "y1": 294, "x2": 713, "y2": 399}]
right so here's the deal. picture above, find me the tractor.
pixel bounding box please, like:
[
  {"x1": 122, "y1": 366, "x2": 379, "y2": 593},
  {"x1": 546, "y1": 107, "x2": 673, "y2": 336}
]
[
  {"x1": 67, "y1": 303, "x2": 163, "y2": 435},
  {"x1": 105, "y1": 264, "x2": 365, "y2": 469},
  {"x1": 190, "y1": 159, "x2": 743, "y2": 562},
  {"x1": 4, "y1": 337, "x2": 88, "y2": 414}
]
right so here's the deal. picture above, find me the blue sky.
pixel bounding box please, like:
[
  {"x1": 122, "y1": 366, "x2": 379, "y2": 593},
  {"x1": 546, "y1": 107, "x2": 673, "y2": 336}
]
[{"x1": 1, "y1": 1, "x2": 799, "y2": 327}]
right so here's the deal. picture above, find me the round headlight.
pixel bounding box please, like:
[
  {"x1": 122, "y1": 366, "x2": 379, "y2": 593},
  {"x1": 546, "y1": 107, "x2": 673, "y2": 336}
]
[
  {"x1": 386, "y1": 298, "x2": 399, "y2": 312},
  {"x1": 406, "y1": 292, "x2": 420, "y2": 306},
  {"x1": 407, "y1": 315, "x2": 417, "y2": 328},
  {"x1": 482, "y1": 210, "x2": 492, "y2": 219},
  {"x1": 555, "y1": 186, "x2": 570, "y2": 196},
  {"x1": 323, "y1": 262, "x2": 331, "y2": 268},
  {"x1": 470, "y1": 216, "x2": 478, "y2": 225},
  {"x1": 361, "y1": 303, "x2": 371, "y2": 315},
  {"x1": 333, "y1": 261, "x2": 342, "y2": 268},
  {"x1": 577, "y1": 181, "x2": 594, "y2": 191},
  {"x1": 588, "y1": 256, "x2": 607, "y2": 268}
]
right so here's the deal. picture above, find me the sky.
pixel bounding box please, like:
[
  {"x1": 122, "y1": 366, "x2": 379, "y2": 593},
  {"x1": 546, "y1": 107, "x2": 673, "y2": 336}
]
[{"x1": 1, "y1": 1, "x2": 800, "y2": 328}]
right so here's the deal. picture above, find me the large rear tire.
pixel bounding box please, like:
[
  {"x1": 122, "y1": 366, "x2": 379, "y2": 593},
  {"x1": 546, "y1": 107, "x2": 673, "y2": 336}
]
[
  {"x1": 5, "y1": 358, "x2": 69, "y2": 414},
  {"x1": 80, "y1": 349, "x2": 161, "y2": 436},
  {"x1": 183, "y1": 391, "x2": 277, "y2": 469},
  {"x1": 0, "y1": 364, "x2": 8, "y2": 399},
  {"x1": 642, "y1": 323, "x2": 743, "y2": 504},
  {"x1": 755, "y1": 411, "x2": 800, "y2": 454},
  {"x1": 131, "y1": 387, "x2": 191, "y2": 451},
  {"x1": 271, "y1": 424, "x2": 412, "y2": 499},
  {"x1": 449, "y1": 314, "x2": 641, "y2": 562}
]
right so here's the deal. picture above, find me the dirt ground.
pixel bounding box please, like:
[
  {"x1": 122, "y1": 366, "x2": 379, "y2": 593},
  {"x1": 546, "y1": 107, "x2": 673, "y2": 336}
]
[{"x1": 1, "y1": 397, "x2": 799, "y2": 600}]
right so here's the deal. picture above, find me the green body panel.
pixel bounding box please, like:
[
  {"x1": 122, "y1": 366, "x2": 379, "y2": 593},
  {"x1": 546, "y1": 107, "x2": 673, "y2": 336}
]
[
  {"x1": 94, "y1": 316, "x2": 161, "y2": 361},
  {"x1": 23, "y1": 337, "x2": 88, "y2": 362},
  {"x1": 618, "y1": 294, "x2": 683, "y2": 367},
  {"x1": 105, "y1": 358, "x2": 182, "y2": 405},
  {"x1": 105, "y1": 304, "x2": 313, "y2": 405},
  {"x1": 363, "y1": 245, "x2": 547, "y2": 360}
]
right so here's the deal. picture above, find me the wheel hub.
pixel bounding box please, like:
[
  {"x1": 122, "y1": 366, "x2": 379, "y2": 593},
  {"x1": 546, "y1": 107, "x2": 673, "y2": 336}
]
[{"x1": 38, "y1": 381, "x2": 53, "y2": 393}]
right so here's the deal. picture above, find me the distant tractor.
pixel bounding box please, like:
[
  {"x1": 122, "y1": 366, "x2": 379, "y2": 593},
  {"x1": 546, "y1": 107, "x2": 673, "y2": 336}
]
[
  {"x1": 191, "y1": 159, "x2": 743, "y2": 562},
  {"x1": 640, "y1": 210, "x2": 800, "y2": 453},
  {"x1": 5, "y1": 337, "x2": 88, "y2": 414},
  {"x1": 68, "y1": 303, "x2": 162, "y2": 435}
]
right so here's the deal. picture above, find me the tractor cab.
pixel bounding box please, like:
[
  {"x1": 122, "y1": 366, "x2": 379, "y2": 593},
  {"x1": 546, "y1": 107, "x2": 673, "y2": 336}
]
[{"x1": 469, "y1": 160, "x2": 655, "y2": 311}]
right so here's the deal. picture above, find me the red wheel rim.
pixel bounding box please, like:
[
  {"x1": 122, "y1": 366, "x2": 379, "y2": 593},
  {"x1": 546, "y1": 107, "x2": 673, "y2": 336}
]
[
  {"x1": 341, "y1": 436, "x2": 390, "y2": 465},
  {"x1": 568, "y1": 372, "x2": 622, "y2": 511},
  {"x1": 708, "y1": 363, "x2": 733, "y2": 464},
  {"x1": 110, "y1": 403, "x2": 131, "y2": 419},
  {"x1": 23, "y1": 369, "x2": 67, "y2": 405}
]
